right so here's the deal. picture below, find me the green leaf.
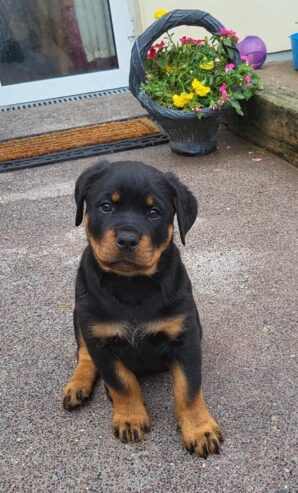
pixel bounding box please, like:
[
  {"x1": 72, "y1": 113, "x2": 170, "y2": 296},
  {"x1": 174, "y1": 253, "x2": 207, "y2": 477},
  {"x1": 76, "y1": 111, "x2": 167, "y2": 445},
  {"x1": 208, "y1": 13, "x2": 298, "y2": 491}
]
[
  {"x1": 233, "y1": 92, "x2": 245, "y2": 100},
  {"x1": 226, "y1": 47, "x2": 237, "y2": 61},
  {"x1": 243, "y1": 88, "x2": 253, "y2": 100},
  {"x1": 230, "y1": 98, "x2": 244, "y2": 116},
  {"x1": 223, "y1": 38, "x2": 232, "y2": 47}
]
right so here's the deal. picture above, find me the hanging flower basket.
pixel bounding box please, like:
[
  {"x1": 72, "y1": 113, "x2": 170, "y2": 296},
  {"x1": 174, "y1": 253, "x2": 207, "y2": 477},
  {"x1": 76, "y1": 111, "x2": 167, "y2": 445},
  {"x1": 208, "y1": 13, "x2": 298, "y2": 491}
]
[{"x1": 129, "y1": 9, "x2": 259, "y2": 156}]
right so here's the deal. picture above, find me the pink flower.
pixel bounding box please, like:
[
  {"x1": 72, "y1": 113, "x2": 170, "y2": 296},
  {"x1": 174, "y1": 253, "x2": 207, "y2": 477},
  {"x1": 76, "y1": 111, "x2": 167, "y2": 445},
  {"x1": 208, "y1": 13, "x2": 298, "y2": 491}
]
[
  {"x1": 219, "y1": 28, "x2": 239, "y2": 42},
  {"x1": 241, "y1": 55, "x2": 258, "y2": 68},
  {"x1": 219, "y1": 28, "x2": 231, "y2": 36},
  {"x1": 219, "y1": 83, "x2": 228, "y2": 101},
  {"x1": 219, "y1": 83, "x2": 227, "y2": 93},
  {"x1": 244, "y1": 75, "x2": 251, "y2": 84},
  {"x1": 225, "y1": 63, "x2": 235, "y2": 72},
  {"x1": 194, "y1": 107, "x2": 202, "y2": 112}
]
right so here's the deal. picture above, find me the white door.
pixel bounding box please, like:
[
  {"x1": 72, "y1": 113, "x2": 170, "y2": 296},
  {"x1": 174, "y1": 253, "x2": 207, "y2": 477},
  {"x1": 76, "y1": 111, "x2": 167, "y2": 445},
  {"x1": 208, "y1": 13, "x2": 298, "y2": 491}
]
[{"x1": 0, "y1": 0, "x2": 133, "y2": 106}]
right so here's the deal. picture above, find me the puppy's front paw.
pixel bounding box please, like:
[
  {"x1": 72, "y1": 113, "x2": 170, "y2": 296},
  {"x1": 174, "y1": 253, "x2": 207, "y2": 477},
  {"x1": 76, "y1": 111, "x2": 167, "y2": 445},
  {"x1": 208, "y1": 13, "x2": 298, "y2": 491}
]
[
  {"x1": 181, "y1": 419, "x2": 224, "y2": 458},
  {"x1": 112, "y1": 408, "x2": 151, "y2": 443},
  {"x1": 62, "y1": 378, "x2": 94, "y2": 410}
]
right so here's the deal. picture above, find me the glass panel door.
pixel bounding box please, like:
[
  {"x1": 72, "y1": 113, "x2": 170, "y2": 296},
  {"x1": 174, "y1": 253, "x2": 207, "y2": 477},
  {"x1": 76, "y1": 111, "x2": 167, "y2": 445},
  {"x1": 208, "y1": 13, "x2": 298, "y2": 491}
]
[{"x1": 0, "y1": 0, "x2": 133, "y2": 105}]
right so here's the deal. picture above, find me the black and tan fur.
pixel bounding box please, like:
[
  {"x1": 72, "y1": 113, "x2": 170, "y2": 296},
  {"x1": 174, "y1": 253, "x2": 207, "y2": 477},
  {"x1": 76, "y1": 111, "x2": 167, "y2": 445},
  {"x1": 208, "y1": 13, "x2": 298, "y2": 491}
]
[{"x1": 62, "y1": 160, "x2": 223, "y2": 457}]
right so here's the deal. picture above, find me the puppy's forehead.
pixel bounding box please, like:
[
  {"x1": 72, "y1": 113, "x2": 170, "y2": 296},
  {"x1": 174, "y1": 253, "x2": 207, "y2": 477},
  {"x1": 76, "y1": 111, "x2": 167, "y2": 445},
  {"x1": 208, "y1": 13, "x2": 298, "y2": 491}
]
[{"x1": 98, "y1": 163, "x2": 167, "y2": 197}]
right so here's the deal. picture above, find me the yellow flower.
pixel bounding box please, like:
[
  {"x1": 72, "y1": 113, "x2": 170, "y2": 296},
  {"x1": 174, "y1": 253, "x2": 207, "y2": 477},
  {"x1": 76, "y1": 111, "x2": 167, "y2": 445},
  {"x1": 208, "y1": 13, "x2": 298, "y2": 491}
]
[
  {"x1": 199, "y1": 60, "x2": 214, "y2": 70},
  {"x1": 154, "y1": 8, "x2": 170, "y2": 19},
  {"x1": 192, "y1": 79, "x2": 211, "y2": 97},
  {"x1": 172, "y1": 92, "x2": 194, "y2": 108},
  {"x1": 164, "y1": 65, "x2": 173, "y2": 74}
]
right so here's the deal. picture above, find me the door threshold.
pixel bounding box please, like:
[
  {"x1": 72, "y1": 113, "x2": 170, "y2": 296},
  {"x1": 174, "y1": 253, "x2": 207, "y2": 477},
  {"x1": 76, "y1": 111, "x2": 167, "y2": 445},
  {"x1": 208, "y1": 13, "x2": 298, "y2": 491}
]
[{"x1": 0, "y1": 87, "x2": 130, "y2": 112}]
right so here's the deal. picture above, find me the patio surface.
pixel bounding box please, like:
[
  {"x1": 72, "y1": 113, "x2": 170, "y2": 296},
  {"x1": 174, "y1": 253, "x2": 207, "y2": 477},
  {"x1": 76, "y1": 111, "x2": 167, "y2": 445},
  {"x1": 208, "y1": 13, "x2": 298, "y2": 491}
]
[
  {"x1": 1, "y1": 126, "x2": 297, "y2": 492},
  {"x1": 260, "y1": 60, "x2": 298, "y2": 93}
]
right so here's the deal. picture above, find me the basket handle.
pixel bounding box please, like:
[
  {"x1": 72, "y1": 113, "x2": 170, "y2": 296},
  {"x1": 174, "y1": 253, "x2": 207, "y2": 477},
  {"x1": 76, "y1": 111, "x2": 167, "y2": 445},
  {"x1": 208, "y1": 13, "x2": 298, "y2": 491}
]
[{"x1": 129, "y1": 9, "x2": 240, "y2": 97}]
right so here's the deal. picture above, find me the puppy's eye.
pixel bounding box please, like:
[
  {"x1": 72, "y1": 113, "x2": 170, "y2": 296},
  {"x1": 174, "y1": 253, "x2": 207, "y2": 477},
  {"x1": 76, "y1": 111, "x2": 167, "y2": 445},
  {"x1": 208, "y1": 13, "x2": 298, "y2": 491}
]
[
  {"x1": 148, "y1": 208, "x2": 160, "y2": 219},
  {"x1": 99, "y1": 202, "x2": 112, "y2": 213}
]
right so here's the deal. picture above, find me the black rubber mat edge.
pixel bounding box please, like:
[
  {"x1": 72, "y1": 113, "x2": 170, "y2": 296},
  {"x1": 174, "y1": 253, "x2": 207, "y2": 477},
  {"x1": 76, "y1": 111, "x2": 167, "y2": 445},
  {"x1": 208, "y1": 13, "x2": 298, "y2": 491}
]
[{"x1": 0, "y1": 133, "x2": 169, "y2": 173}]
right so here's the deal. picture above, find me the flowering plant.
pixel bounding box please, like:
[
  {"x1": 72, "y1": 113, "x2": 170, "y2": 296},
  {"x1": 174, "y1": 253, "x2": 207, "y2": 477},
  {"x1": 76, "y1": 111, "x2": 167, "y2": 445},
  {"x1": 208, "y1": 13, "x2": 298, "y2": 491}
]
[{"x1": 142, "y1": 22, "x2": 261, "y2": 117}]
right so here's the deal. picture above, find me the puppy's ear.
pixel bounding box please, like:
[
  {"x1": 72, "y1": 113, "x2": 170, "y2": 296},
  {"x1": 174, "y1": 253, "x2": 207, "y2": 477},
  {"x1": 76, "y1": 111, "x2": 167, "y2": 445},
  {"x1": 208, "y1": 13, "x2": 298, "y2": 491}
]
[
  {"x1": 75, "y1": 161, "x2": 109, "y2": 226},
  {"x1": 165, "y1": 172, "x2": 198, "y2": 245}
]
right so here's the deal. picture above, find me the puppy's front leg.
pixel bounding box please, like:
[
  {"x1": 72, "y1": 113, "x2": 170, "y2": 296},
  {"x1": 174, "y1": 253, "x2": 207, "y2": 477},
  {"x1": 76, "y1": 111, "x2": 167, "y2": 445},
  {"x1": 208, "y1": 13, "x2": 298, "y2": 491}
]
[
  {"x1": 63, "y1": 312, "x2": 99, "y2": 409},
  {"x1": 108, "y1": 360, "x2": 151, "y2": 442},
  {"x1": 92, "y1": 347, "x2": 151, "y2": 442},
  {"x1": 171, "y1": 321, "x2": 223, "y2": 457}
]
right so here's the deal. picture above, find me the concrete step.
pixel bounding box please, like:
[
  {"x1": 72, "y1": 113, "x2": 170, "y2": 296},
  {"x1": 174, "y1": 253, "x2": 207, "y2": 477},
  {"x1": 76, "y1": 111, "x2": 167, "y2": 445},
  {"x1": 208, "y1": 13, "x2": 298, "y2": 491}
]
[{"x1": 225, "y1": 61, "x2": 298, "y2": 167}]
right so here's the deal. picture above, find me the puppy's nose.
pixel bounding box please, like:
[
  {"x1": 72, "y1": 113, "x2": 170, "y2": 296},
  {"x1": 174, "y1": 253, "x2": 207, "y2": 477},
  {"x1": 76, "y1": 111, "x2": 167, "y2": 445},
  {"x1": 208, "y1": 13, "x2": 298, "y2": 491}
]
[{"x1": 116, "y1": 231, "x2": 139, "y2": 251}]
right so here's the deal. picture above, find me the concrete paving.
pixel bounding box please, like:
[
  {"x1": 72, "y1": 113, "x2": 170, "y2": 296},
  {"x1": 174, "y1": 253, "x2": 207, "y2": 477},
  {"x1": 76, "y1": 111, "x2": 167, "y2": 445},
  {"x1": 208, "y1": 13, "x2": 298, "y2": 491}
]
[
  {"x1": 260, "y1": 61, "x2": 298, "y2": 94},
  {"x1": 0, "y1": 93, "x2": 145, "y2": 141},
  {"x1": 1, "y1": 130, "x2": 297, "y2": 493}
]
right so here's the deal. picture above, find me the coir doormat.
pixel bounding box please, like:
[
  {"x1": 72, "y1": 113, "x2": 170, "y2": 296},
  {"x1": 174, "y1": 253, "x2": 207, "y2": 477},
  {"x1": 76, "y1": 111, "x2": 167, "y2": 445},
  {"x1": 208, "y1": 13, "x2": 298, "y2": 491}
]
[{"x1": 0, "y1": 117, "x2": 169, "y2": 173}]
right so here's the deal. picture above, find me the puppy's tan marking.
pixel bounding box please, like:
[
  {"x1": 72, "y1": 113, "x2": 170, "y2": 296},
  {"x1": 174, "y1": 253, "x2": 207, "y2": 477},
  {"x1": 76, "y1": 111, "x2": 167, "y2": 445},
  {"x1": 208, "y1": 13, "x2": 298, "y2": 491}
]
[
  {"x1": 134, "y1": 225, "x2": 174, "y2": 276},
  {"x1": 171, "y1": 364, "x2": 223, "y2": 457},
  {"x1": 146, "y1": 195, "x2": 155, "y2": 207},
  {"x1": 90, "y1": 315, "x2": 185, "y2": 343},
  {"x1": 108, "y1": 360, "x2": 151, "y2": 442},
  {"x1": 86, "y1": 214, "x2": 174, "y2": 276},
  {"x1": 111, "y1": 191, "x2": 120, "y2": 202},
  {"x1": 146, "y1": 314, "x2": 186, "y2": 339},
  {"x1": 89, "y1": 322, "x2": 125, "y2": 339},
  {"x1": 62, "y1": 337, "x2": 98, "y2": 409},
  {"x1": 88, "y1": 228, "x2": 119, "y2": 266}
]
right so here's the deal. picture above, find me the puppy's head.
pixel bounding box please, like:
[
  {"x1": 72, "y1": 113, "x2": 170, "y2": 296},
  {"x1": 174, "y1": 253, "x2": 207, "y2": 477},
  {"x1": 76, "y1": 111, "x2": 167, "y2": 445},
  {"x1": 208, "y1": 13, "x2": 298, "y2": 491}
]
[{"x1": 75, "y1": 160, "x2": 197, "y2": 276}]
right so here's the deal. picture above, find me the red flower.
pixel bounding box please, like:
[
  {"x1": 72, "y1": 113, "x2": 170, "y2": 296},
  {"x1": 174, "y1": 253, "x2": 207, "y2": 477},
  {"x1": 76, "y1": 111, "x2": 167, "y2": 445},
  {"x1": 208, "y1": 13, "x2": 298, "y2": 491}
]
[
  {"x1": 153, "y1": 40, "x2": 165, "y2": 50},
  {"x1": 147, "y1": 40, "x2": 165, "y2": 59},
  {"x1": 180, "y1": 36, "x2": 204, "y2": 45},
  {"x1": 180, "y1": 36, "x2": 193, "y2": 45},
  {"x1": 147, "y1": 47, "x2": 157, "y2": 59}
]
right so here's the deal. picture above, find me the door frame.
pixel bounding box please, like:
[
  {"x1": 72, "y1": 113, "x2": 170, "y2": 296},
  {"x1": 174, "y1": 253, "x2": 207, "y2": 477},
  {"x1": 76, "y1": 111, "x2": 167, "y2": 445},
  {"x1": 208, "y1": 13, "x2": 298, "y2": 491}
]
[{"x1": 0, "y1": 0, "x2": 134, "y2": 106}]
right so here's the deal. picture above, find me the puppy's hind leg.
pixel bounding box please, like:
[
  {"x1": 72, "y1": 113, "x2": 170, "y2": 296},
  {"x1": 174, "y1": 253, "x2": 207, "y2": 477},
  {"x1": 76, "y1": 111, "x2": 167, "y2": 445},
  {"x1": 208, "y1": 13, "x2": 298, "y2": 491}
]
[{"x1": 62, "y1": 310, "x2": 99, "y2": 410}]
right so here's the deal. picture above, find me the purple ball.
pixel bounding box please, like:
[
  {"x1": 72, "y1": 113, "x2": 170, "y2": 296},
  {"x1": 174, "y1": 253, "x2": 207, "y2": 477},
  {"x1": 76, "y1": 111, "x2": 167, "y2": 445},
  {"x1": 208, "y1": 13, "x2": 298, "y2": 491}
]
[{"x1": 238, "y1": 36, "x2": 267, "y2": 69}]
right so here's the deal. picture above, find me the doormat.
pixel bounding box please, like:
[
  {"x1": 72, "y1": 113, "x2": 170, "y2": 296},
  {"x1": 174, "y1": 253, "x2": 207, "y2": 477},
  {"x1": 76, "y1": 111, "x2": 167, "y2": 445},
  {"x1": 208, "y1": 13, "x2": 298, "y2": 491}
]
[{"x1": 0, "y1": 117, "x2": 169, "y2": 173}]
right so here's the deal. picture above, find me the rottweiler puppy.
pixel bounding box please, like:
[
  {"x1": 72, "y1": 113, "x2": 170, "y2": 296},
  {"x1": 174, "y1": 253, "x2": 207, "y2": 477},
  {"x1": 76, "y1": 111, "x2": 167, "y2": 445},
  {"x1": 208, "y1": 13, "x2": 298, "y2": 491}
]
[{"x1": 62, "y1": 160, "x2": 223, "y2": 457}]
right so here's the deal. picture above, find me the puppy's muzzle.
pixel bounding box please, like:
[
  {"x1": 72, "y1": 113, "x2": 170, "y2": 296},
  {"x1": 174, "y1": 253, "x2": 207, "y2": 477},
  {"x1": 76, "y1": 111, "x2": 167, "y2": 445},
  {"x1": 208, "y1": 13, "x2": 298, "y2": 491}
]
[{"x1": 116, "y1": 229, "x2": 140, "y2": 252}]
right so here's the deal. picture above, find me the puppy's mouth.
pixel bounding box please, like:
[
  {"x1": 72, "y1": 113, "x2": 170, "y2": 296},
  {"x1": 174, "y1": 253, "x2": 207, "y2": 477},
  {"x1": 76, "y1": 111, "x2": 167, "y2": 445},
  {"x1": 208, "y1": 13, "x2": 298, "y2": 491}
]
[
  {"x1": 100, "y1": 257, "x2": 153, "y2": 274},
  {"x1": 87, "y1": 225, "x2": 174, "y2": 277}
]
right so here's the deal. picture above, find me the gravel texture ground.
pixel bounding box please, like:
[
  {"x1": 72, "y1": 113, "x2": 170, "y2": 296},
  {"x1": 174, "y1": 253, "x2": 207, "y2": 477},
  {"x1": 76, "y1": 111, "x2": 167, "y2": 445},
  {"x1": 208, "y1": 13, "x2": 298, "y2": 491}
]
[{"x1": 1, "y1": 129, "x2": 297, "y2": 493}]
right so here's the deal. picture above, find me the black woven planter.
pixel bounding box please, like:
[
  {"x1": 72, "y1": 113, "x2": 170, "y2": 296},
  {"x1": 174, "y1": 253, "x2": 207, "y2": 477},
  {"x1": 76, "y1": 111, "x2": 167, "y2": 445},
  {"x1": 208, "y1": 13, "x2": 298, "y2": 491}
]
[{"x1": 129, "y1": 9, "x2": 240, "y2": 156}]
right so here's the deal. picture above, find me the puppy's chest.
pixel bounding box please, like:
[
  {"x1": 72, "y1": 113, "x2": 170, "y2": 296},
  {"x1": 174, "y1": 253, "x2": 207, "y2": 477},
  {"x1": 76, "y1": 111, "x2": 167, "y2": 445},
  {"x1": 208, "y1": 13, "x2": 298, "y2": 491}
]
[
  {"x1": 89, "y1": 315, "x2": 185, "y2": 345},
  {"x1": 110, "y1": 278, "x2": 160, "y2": 307}
]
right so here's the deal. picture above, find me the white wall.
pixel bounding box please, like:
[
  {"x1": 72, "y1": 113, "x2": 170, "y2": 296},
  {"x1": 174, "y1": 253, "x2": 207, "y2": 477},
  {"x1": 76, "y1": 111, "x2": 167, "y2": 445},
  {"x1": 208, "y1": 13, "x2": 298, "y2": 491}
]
[{"x1": 135, "y1": 0, "x2": 297, "y2": 53}]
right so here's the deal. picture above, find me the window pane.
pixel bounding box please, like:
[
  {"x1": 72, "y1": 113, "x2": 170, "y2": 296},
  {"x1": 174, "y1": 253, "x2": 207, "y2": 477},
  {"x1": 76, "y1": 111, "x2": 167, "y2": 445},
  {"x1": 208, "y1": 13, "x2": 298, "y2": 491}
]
[{"x1": 0, "y1": 0, "x2": 118, "y2": 86}]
